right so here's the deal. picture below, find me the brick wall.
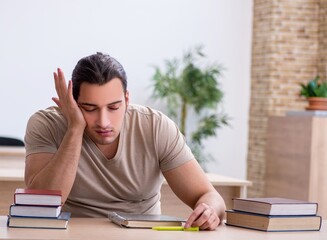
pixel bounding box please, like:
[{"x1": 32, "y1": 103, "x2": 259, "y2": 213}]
[
  {"x1": 247, "y1": 0, "x2": 320, "y2": 196},
  {"x1": 318, "y1": 0, "x2": 327, "y2": 78}
]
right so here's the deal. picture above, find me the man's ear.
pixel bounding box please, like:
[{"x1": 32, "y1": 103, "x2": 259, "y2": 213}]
[{"x1": 125, "y1": 90, "x2": 130, "y2": 107}]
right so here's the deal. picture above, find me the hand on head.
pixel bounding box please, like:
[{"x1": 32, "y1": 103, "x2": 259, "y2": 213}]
[{"x1": 52, "y1": 68, "x2": 86, "y2": 131}]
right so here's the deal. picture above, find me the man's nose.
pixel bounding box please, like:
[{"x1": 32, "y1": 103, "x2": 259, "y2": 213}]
[{"x1": 97, "y1": 109, "x2": 111, "y2": 128}]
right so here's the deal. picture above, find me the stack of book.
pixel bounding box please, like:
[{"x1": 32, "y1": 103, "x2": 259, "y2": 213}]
[
  {"x1": 7, "y1": 188, "x2": 70, "y2": 229},
  {"x1": 225, "y1": 197, "x2": 322, "y2": 232}
]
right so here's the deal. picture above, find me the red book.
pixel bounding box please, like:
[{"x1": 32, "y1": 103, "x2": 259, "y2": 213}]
[{"x1": 14, "y1": 189, "x2": 62, "y2": 206}]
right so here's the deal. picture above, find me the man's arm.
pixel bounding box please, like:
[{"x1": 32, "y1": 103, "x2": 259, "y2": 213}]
[
  {"x1": 25, "y1": 68, "x2": 86, "y2": 202},
  {"x1": 162, "y1": 160, "x2": 226, "y2": 230},
  {"x1": 25, "y1": 127, "x2": 83, "y2": 202}
]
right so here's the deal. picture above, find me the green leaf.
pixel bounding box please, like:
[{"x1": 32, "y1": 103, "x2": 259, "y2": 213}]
[
  {"x1": 149, "y1": 45, "x2": 230, "y2": 168},
  {"x1": 299, "y1": 76, "x2": 327, "y2": 98}
]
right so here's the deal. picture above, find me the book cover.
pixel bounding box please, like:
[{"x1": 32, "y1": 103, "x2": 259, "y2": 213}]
[
  {"x1": 9, "y1": 204, "x2": 62, "y2": 218},
  {"x1": 108, "y1": 211, "x2": 185, "y2": 228},
  {"x1": 225, "y1": 210, "x2": 322, "y2": 232},
  {"x1": 7, "y1": 212, "x2": 71, "y2": 229},
  {"x1": 233, "y1": 197, "x2": 318, "y2": 215},
  {"x1": 14, "y1": 188, "x2": 62, "y2": 206}
]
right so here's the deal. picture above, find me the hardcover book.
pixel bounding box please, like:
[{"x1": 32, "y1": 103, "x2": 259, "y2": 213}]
[
  {"x1": 14, "y1": 189, "x2": 62, "y2": 206},
  {"x1": 232, "y1": 197, "x2": 318, "y2": 215},
  {"x1": 108, "y1": 211, "x2": 185, "y2": 228},
  {"x1": 9, "y1": 204, "x2": 62, "y2": 218},
  {"x1": 7, "y1": 212, "x2": 71, "y2": 229},
  {"x1": 225, "y1": 210, "x2": 322, "y2": 232}
]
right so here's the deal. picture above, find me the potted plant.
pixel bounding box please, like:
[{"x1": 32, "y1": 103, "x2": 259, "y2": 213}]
[
  {"x1": 150, "y1": 46, "x2": 229, "y2": 169},
  {"x1": 299, "y1": 76, "x2": 327, "y2": 110}
]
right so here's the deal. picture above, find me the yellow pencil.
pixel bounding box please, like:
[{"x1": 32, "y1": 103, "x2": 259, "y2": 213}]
[{"x1": 152, "y1": 226, "x2": 199, "y2": 231}]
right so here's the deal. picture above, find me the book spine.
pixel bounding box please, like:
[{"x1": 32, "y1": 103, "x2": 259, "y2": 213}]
[{"x1": 108, "y1": 212, "x2": 126, "y2": 226}]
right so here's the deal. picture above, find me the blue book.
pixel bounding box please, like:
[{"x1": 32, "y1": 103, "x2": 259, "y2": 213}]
[{"x1": 9, "y1": 204, "x2": 62, "y2": 218}]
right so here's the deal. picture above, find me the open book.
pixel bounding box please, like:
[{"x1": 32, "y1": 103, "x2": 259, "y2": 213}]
[{"x1": 108, "y1": 211, "x2": 185, "y2": 228}]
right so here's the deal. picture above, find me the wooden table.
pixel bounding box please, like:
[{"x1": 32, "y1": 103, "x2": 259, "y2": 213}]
[
  {"x1": 0, "y1": 216, "x2": 325, "y2": 240},
  {"x1": 0, "y1": 147, "x2": 26, "y2": 215},
  {"x1": 0, "y1": 147, "x2": 251, "y2": 217},
  {"x1": 161, "y1": 173, "x2": 251, "y2": 218}
]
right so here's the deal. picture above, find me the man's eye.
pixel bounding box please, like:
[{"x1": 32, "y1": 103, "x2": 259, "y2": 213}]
[
  {"x1": 109, "y1": 106, "x2": 119, "y2": 111},
  {"x1": 83, "y1": 108, "x2": 97, "y2": 112}
]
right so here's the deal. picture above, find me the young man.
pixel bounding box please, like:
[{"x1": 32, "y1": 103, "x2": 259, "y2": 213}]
[{"x1": 24, "y1": 52, "x2": 226, "y2": 230}]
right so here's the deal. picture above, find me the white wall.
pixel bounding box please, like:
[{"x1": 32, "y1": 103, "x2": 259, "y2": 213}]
[{"x1": 0, "y1": 0, "x2": 252, "y2": 179}]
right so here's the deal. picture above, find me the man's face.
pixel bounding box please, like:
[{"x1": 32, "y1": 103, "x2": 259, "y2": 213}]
[{"x1": 77, "y1": 78, "x2": 129, "y2": 146}]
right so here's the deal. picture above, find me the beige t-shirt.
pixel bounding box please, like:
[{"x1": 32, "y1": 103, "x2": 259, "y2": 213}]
[{"x1": 24, "y1": 104, "x2": 194, "y2": 217}]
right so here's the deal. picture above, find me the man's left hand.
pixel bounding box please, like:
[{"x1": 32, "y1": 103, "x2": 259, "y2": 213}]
[{"x1": 184, "y1": 203, "x2": 221, "y2": 230}]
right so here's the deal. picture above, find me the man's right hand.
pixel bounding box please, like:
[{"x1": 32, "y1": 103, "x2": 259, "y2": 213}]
[
  {"x1": 52, "y1": 68, "x2": 86, "y2": 131},
  {"x1": 25, "y1": 68, "x2": 86, "y2": 202}
]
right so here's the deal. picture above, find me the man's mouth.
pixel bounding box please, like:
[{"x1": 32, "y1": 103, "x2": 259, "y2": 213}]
[{"x1": 95, "y1": 129, "x2": 114, "y2": 137}]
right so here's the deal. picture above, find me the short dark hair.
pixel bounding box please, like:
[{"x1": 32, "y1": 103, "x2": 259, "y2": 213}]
[{"x1": 72, "y1": 52, "x2": 127, "y2": 100}]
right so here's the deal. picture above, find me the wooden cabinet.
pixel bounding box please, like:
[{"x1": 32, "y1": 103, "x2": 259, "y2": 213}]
[{"x1": 265, "y1": 114, "x2": 327, "y2": 218}]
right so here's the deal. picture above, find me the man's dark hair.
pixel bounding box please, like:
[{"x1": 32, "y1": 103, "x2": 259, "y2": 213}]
[{"x1": 72, "y1": 52, "x2": 127, "y2": 100}]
